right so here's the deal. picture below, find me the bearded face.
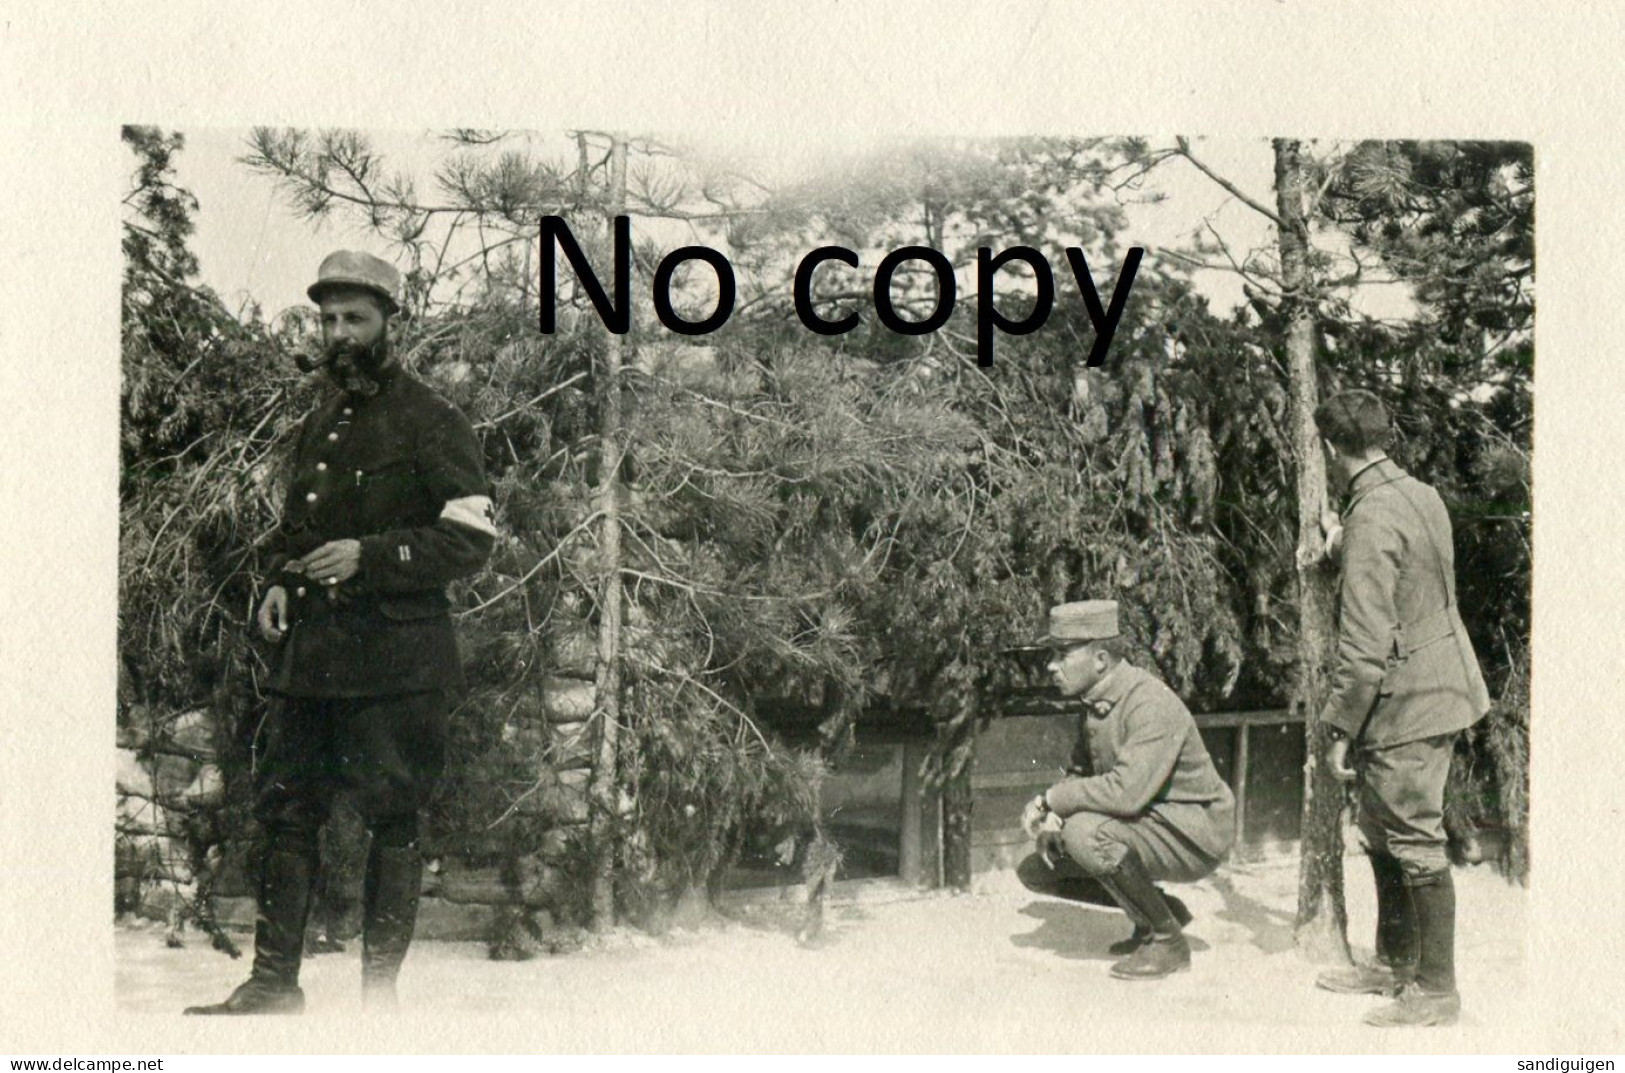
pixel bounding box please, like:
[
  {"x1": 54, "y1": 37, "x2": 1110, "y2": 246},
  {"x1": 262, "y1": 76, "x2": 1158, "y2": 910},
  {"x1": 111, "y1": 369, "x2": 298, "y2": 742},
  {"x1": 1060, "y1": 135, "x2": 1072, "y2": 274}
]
[
  {"x1": 325, "y1": 331, "x2": 391, "y2": 396},
  {"x1": 314, "y1": 290, "x2": 393, "y2": 395}
]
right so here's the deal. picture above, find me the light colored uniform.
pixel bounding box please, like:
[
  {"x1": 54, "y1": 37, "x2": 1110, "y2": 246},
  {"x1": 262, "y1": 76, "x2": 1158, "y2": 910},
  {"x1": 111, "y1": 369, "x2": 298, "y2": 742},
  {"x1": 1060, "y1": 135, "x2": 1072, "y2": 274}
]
[
  {"x1": 1045, "y1": 662, "x2": 1235, "y2": 881},
  {"x1": 1323, "y1": 458, "x2": 1491, "y2": 872}
]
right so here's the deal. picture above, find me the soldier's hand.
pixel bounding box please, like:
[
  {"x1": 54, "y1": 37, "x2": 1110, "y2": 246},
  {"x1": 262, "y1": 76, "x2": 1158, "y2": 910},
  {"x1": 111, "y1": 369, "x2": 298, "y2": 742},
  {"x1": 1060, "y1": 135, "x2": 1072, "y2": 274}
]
[
  {"x1": 1036, "y1": 830, "x2": 1067, "y2": 869},
  {"x1": 1326, "y1": 737, "x2": 1357, "y2": 782},
  {"x1": 1295, "y1": 542, "x2": 1317, "y2": 570},
  {"x1": 1020, "y1": 794, "x2": 1050, "y2": 838},
  {"x1": 257, "y1": 586, "x2": 289, "y2": 643},
  {"x1": 300, "y1": 539, "x2": 362, "y2": 586}
]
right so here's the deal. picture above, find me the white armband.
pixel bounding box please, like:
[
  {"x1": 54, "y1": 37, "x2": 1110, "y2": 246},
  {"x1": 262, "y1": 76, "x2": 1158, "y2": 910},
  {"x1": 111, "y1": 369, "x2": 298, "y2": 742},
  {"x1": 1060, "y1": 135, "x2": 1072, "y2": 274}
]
[{"x1": 440, "y1": 495, "x2": 498, "y2": 537}]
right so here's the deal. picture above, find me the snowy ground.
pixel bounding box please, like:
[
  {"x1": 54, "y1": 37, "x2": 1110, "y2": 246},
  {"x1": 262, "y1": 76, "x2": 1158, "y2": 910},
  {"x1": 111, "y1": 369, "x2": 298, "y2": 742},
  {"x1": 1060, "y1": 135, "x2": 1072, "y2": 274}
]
[{"x1": 115, "y1": 855, "x2": 1529, "y2": 1052}]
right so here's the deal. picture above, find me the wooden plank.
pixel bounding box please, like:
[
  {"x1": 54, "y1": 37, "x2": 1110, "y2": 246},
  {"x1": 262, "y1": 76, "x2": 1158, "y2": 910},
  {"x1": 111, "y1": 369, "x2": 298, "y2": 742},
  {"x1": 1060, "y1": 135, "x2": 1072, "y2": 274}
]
[
  {"x1": 899, "y1": 740, "x2": 924, "y2": 886},
  {"x1": 973, "y1": 828, "x2": 1034, "y2": 848},
  {"x1": 993, "y1": 690, "x2": 1299, "y2": 728},
  {"x1": 971, "y1": 770, "x2": 1061, "y2": 793},
  {"x1": 942, "y1": 762, "x2": 973, "y2": 890},
  {"x1": 921, "y1": 745, "x2": 944, "y2": 888},
  {"x1": 973, "y1": 711, "x2": 1076, "y2": 774},
  {"x1": 1195, "y1": 709, "x2": 1303, "y2": 729},
  {"x1": 972, "y1": 787, "x2": 1044, "y2": 834}
]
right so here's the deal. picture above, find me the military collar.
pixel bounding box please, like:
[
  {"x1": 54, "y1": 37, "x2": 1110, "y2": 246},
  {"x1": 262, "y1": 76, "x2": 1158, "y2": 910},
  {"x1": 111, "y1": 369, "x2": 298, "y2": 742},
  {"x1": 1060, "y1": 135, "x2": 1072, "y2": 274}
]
[
  {"x1": 1081, "y1": 660, "x2": 1137, "y2": 716},
  {"x1": 1345, "y1": 456, "x2": 1405, "y2": 513}
]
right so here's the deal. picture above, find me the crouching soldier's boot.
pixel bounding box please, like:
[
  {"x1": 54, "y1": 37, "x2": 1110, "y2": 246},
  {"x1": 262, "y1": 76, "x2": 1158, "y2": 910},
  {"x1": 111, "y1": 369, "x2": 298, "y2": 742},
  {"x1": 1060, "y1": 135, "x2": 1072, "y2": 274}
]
[
  {"x1": 360, "y1": 839, "x2": 424, "y2": 1010},
  {"x1": 1099, "y1": 849, "x2": 1191, "y2": 980},
  {"x1": 1319, "y1": 851, "x2": 1416, "y2": 996},
  {"x1": 1108, "y1": 891, "x2": 1193, "y2": 956},
  {"x1": 185, "y1": 848, "x2": 315, "y2": 1015},
  {"x1": 1365, "y1": 867, "x2": 1461, "y2": 1027}
]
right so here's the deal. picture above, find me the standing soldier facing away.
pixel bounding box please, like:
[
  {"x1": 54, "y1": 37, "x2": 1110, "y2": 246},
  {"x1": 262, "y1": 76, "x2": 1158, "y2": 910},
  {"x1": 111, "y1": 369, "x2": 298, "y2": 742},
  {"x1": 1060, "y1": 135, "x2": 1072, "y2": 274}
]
[
  {"x1": 186, "y1": 251, "x2": 497, "y2": 1015},
  {"x1": 1015, "y1": 601, "x2": 1236, "y2": 980},
  {"x1": 1310, "y1": 389, "x2": 1490, "y2": 1028}
]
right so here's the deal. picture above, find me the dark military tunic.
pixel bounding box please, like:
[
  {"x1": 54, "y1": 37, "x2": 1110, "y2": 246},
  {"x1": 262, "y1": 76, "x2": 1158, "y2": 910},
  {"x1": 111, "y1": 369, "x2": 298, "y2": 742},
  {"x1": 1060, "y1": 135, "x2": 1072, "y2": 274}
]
[
  {"x1": 255, "y1": 365, "x2": 495, "y2": 840},
  {"x1": 266, "y1": 366, "x2": 496, "y2": 698}
]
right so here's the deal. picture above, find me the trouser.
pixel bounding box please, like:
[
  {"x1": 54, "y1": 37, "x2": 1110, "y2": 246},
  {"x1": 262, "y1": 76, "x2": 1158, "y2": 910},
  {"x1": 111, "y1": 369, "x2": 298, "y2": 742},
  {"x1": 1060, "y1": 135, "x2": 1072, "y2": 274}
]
[
  {"x1": 1357, "y1": 733, "x2": 1456, "y2": 876},
  {"x1": 248, "y1": 691, "x2": 448, "y2": 986},
  {"x1": 1356, "y1": 734, "x2": 1461, "y2": 994},
  {"x1": 1017, "y1": 807, "x2": 1225, "y2": 907},
  {"x1": 1049, "y1": 808, "x2": 1226, "y2": 883},
  {"x1": 1018, "y1": 808, "x2": 1224, "y2": 956},
  {"x1": 1016, "y1": 853, "x2": 1120, "y2": 907}
]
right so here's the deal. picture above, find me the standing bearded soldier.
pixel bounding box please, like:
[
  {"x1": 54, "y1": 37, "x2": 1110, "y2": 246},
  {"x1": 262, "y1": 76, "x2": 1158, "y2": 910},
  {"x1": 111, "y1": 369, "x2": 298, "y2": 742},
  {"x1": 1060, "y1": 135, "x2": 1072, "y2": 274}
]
[
  {"x1": 187, "y1": 252, "x2": 497, "y2": 1015},
  {"x1": 1310, "y1": 389, "x2": 1490, "y2": 1028}
]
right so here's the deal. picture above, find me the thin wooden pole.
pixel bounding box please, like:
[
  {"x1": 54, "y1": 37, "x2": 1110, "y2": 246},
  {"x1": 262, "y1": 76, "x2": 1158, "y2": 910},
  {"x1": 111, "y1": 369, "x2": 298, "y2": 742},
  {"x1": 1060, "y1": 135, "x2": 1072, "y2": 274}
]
[
  {"x1": 899, "y1": 741, "x2": 924, "y2": 886},
  {"x1": 588, "y1": 134, "x2": 629, "y2": 932},
  {"x1": 1232, "y1": 722, "x2": 1250, "y2": 860}
]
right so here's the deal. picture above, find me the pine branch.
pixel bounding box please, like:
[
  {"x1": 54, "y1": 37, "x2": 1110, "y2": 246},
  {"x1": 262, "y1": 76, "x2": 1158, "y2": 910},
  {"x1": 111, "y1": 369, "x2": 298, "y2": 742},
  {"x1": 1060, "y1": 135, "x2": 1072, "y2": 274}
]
[{"x1": 1174, "y1": 137, "x2": 1287, "y2": 229}]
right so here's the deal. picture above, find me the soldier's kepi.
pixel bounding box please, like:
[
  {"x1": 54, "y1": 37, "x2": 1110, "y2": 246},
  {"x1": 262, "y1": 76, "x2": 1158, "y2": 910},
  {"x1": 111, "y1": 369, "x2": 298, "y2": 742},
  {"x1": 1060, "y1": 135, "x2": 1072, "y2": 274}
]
[
  {"x1": 1014, "y1": 600, "x2": 1236, "y2": 981},
  {"x1": 185, "y1": 250, "x2": 496, "y2": 1016}
]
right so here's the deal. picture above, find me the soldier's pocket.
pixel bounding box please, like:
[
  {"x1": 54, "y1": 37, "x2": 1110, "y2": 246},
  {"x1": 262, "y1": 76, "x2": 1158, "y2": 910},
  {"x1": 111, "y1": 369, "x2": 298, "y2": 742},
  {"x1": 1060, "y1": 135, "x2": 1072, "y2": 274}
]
[
  {"x1": 355, "y1": 455, "x2": 412, "y2": 490},
  {"x1": 1382, "y1": 634, "x2": 1453, "y2": 698},
  {"x1": 355, "y1": 458, "x2": 417, "y2": 518},
  {"x1": 1377, "y1": 635, "x2": 1403, "y2": 697}
]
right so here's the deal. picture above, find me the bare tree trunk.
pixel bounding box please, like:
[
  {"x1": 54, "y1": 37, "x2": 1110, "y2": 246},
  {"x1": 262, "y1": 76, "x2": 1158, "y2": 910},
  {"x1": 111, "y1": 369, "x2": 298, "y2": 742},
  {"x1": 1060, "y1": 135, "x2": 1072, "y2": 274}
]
[
  {"x1": 588, "y1": 135, "x2": 629, "y2": 932},
  {"x1": 937, "y1": 713, "x2": 975, "y2": 891},
  {"x1": 1274, "y1": 138, "x2": 1352, "y2": 964}
]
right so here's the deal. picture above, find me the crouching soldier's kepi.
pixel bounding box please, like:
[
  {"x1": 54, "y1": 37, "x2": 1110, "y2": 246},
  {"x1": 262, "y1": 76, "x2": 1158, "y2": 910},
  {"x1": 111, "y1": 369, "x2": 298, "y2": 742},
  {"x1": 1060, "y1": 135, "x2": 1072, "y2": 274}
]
[
  {"x1": 185, "y1": 251, "x2": 497, "y2": 1015},
  {"x1": 1016, "y1": 601, "x2": 1235, "y2": 980}
]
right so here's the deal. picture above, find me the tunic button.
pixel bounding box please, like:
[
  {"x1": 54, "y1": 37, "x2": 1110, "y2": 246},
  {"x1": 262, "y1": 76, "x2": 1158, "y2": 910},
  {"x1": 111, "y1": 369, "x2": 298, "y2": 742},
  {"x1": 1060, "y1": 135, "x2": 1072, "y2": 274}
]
[
  {"x1": 316, "y1": 462, "x2": 328, "y2": 472},
  {"x1": 328, "y1": 432, "x2": 339, "y2": 442},
  {"x1": 306, "y1": 492, "x2": 318, "y2": 503},
  {"x1": 296, "y1": 586, "x2": 307, "y2": 598}
]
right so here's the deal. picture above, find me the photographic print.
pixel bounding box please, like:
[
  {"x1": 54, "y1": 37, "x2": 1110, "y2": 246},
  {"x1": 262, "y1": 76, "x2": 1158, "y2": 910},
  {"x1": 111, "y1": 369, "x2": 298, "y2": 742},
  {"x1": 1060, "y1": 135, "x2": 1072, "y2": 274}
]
[{"x1": 113, "y1": 125, "x2": 1532, "y2": 1037}]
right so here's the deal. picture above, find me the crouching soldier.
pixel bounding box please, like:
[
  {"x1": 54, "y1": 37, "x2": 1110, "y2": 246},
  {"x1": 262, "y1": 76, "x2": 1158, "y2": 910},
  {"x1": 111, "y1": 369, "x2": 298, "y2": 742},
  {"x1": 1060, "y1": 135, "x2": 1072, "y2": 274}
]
[{"x1": 1015, "y1": 601, "x2": 1235, "y2": 980}]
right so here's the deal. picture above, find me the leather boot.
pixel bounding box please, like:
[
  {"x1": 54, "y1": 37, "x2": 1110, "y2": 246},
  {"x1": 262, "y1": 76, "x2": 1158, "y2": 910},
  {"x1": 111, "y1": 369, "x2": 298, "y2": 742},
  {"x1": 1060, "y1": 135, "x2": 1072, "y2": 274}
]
[
  {"x1": 1365, "y1": 868, "x2": 1459, "y2": 1027},
  {"x1": 1108, "y1": 891, "x2": 1192, "y2": 956},
  {"x1": 361, "y1": 841, "x2": 423, "y2": 1010},
  {"x1": 1318, "y1": 851, "x2": 1417, "y2": 996},
  {"x1": 185, "y1": 847, "x2": 315, "y2": 1015},
  {"x1": 1099, "y1": 849, "x2": 1191, "y2": 980}
]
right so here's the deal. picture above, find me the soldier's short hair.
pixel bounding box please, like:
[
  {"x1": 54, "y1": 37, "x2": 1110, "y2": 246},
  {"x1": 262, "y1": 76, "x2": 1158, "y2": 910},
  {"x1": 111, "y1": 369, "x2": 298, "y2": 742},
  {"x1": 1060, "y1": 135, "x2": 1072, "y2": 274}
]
[
  {"x1": 1314, "y1": 389, "x2": 1391, "y2": 454},
  {"x1": 1089, "y1": 635, "x2": 1131, "y2": 663}
]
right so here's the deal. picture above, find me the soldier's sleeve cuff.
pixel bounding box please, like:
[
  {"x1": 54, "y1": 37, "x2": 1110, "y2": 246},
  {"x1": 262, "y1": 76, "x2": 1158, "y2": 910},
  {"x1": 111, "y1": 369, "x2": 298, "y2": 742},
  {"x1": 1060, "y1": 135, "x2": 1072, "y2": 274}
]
[
  {"x1": 1043, "y1": 778, "x2": 1090, "y2": 818},
  {"x1": 357, "y1": 535, "x2": 401, "y2": 587},
  {"x1": 1320, "y1": 704, "x2": 1361, "y2": 741}
]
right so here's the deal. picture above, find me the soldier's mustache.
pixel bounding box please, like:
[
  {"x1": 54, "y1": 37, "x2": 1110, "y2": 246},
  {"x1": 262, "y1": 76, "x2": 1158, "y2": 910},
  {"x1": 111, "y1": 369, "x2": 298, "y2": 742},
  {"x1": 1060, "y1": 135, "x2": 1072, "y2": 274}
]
[
  {"x1": 328, "y1": 337, "x2": 388, "y2": 371},
  {"x1": 320, "y1": 338, "x2": 390, "y2": 395}
]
